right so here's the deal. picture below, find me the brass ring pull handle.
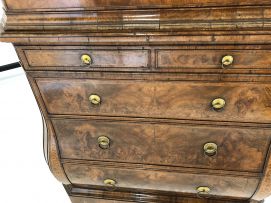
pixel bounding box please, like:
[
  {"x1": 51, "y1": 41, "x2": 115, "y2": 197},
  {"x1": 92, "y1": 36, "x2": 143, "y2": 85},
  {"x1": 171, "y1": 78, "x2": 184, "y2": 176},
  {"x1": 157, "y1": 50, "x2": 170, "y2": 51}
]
[
  {"x1": 211, "y1": 98, "x2": 226, "y2": 111},
  {"x1": 104, "y1": 179, "x2": 117, "y2": 191},
  {"x1": 221, "y1": 55, "x2": 234, "y2": 69},
  {"x1": 89, "y1": 94, "x2": 101, "y2": 105},
  {"x1": 204, "y1": 143, "x2": 218, "y2": 156},
  {"x1": 98, "y1": 136, "x2": 110, "y2": 149},
  {"x1": 104, "y1": 179, "x2": 116, "y2": 186},
  {"x1": 81, "y1": 54, "x2": 92, "y2": 65},
  {"x1": 196, "y1": 186, "x2": 211, "y2": 198}
]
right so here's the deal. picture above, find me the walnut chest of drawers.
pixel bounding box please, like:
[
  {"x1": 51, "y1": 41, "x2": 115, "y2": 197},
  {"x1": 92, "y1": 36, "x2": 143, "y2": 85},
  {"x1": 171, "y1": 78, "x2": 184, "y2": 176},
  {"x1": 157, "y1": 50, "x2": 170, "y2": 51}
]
[{"x1": 2, "y1": 1, "x2": 271, "y2": 202}]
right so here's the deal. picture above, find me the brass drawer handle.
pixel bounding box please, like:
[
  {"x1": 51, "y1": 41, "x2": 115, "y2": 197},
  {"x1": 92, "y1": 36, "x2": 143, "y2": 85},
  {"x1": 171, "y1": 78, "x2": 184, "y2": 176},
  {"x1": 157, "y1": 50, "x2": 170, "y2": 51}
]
[
  {"x1": 204, "y1": 143, "x2": 217, "y2": 156},
  {"x1": 197, "y1": 186, "x2": 211, "y2": 199},
  {"x1": 81, "y1": 54, "x2": 92, "y2": 65},
  {"x1": 98, "y1": 136, "x2": 110, "y2": 149},
  {"x1": 221, "y1": 55, "x2": 233, "y2": 68},
  {"x1": 89, "y1": 94, "x2": 101, "y2": 105},
  {"x1": 211, "y1": 98, "x2": 226, "y2": 110},
  {"x1": 197, "y1": 186, "x2": 211, "y2": 195},
  {"x1": 104, "y1": 179, "x2": 116, "y2": 187}
]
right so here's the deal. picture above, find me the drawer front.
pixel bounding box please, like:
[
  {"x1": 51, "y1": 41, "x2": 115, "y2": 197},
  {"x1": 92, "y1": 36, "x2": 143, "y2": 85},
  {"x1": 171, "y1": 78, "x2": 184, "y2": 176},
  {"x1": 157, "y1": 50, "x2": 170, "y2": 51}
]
[
  {"x1": 69, "y1": 196, "x2": 246, "y2": 203},
  {"x1": 37, "y1": 79, "x2": 271, "y2": 123},
  {"x1": 53, "y1": 119, "x2": 270, "y2": 172},
  {"x1": 63, "y1": 163, "x2": 259, "y2": 199},
  {"x1": 157, "y1": 50, "x2": 271, "y2": 70},
  {"x1": 24, "y1": 49, "x2": 150, "y2": 69}
]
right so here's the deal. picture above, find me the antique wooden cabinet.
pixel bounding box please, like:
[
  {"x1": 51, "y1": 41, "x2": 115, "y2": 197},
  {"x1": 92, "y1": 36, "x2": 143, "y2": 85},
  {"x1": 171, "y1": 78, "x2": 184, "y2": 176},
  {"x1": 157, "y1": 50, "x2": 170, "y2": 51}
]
[{"x1": 2, "y1": 0, "x2": 271, "y2": 203}]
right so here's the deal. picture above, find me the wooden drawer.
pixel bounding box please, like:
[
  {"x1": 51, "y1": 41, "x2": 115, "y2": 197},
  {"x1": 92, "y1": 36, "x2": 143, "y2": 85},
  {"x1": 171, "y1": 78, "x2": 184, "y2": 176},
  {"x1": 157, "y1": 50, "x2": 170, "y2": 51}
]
[
  {"x1": 157, "y1": 49, "x2": 271, "y2": 70},
  {"x1": 22, "y1": 48, "x2": 150, "y2": 70},
  {"x1": 53, "y1": 119, "x2": 270, "y2": 172},
  {"x1": 69, "y1": 196, "x2": 247, "y2": 203},
  {"x1": 63, "y1": 163, "x2": 259, "y2": 199},
  {"x1": 37, "y1": 79, "x2": 271, "y2": 123}
]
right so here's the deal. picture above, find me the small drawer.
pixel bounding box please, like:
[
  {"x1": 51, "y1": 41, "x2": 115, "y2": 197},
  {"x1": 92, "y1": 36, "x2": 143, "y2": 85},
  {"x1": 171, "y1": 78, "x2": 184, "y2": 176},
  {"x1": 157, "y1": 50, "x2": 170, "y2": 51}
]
[
  {"x1": 63, "y1": 162, "x2": 259, "y2": 199},
  {"x1": 53, "y1": 119, "x2": 270, "y2": 172},
  {"x1": 157, "y1": 49, "x2": 271, "y2": 70},
  {"x1": 21, "y1": 47, "x2": 150, "y2": 70},
  {"x1": 37, "y1": 79, "x2": 271, "y2": 123}
]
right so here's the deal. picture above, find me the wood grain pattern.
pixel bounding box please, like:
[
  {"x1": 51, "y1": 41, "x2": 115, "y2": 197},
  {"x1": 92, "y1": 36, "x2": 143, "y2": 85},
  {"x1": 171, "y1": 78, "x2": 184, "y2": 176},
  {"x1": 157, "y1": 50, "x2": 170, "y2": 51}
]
[
  {"x1": 4, "y1": 34, "x2": 271, "y2": 46},
  {"x1": 70, "y1": 197, "x2": 129, "y2": 203},
  {"x1": 17, "y1": 46, "x2": 271, "y2": 73},
  {"x1": 2, "y1": 1, "x2": 271, "y2": 202},
  {"x1": 67, "y1": 186, "x2": 261, "y2": 203},
  {"x1": 24, "y1": 49, "x2": 150, "y2": 69},
  {"x1": 25, "y1": 75, "x2": 71, "y2": 184},
  {"x1": 252, "y1": 146, "x2": 271, "y2": 201},
  {"x1": 52, "y1": 118, "x2": 270, "y2": 173},
  {"x1": 37, "y1": 79, "x2": 271, "y2": 123},
  {"x1": 157, "y1": 50, "x2": 271, "y2": 70},
  {"x1": 63, "y1": 163, "x2": 259, "y2": 199},
  {"x1": 45, "y1": 118, "x2": 71, "y2": 185},
  {"x1": 4, "y1": 0, "x2": 271, "y2": 10},
  {"x1": 69, "y1": 196, "x2": 250, "y2": 203},
  {"x1": 4, "y1": 7, "x2": 271, "y2": 32}
]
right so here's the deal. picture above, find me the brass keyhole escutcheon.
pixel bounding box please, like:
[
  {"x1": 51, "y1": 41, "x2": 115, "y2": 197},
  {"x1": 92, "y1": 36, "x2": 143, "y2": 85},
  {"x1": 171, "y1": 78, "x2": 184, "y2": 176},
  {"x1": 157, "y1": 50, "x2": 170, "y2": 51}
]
[
  {"x1": 204, "y1": 143, "x2": 218, "y2": 156},
  {"x1": 98, "y1": 136, "x2": 110, "y2": 149},
  {"x1": 89, "y1": 94, "x2": 101, "y2": 105},
  {"x1": 221, "y1": 55, "x2": 234, "y2": 68},
  {"x1": 211, "y1": 98, "x2": 226, "y2": 111},
  {"x1": 104, "y1": 179, "x2": 116, "y2": 187},
  {"x1": 81, "y1": 54, "x2": 92, "y2": 65},
  {"x1": 197, "y1": 186, "x2": 211, "y2": 195}
]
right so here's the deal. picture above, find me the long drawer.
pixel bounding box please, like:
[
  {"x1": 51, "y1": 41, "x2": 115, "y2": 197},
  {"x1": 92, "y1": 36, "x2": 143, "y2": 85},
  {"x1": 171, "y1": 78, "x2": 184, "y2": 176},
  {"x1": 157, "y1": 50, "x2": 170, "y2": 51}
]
[
  {"x1": 63, "y1": 162, "x2": 259, "y2": 199},
  {"x1": 69, "y1": 196, "x2": 247, "y2": 203},
  {"x1": 53, "y1": 119, "x2": 270, "y2": 173},
  {"x1": 37, "y1": 79, "x2": 271, "y2": 123}
]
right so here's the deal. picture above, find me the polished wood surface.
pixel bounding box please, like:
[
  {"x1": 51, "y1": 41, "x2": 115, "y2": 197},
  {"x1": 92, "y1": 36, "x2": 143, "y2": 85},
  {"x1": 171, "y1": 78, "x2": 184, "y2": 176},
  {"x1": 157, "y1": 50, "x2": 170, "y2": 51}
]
[
  {"x1": 67, "y1": 186, "x2": 262, "y2": 203},
  {"x1": 2, "y1": 0, "x2": 271, "y2": 202},
  {"x1": 25, "y1": 49, "x2": 150, "y2": 68},
  {"x1": 64, "y1": 163, "x2": 259, "y2": 198},
  {"x1": 53, "y1": 118, "x2": 270, "y2": 172},
  {"x1": 4, "y1": 0, "x2": 271, "y2": 10},
  {"x1": 4, "y1": 7, "x2": 271, "y2": 32},
  {"x1": 70, "y1": 197, "x2": 127, "y2": 203},
  {"x1": 37, "y1": 79, "x2": 271, "y2": 123},
  {"x1": 157, "y1": 50, "x2": 271, "y2": 70},
  {"x1": 16, "y1": 45, "x2": 271, "y2": 74},
  {"x1": 69, "y1": 196, "x2": 252, "y2": 203}
]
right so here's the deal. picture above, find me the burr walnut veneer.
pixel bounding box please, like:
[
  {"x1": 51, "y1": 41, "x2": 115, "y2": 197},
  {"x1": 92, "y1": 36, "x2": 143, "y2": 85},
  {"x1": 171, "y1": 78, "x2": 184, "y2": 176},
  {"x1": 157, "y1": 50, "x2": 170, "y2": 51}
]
[{"x1": 2, "y1": 0, "x2": 271, "y2": 202}]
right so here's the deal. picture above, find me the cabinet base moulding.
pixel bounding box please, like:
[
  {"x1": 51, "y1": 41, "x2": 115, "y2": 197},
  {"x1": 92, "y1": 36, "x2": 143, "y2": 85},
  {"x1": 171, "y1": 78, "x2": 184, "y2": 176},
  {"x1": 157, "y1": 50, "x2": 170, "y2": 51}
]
[{"x1": 65, "y1": 186, "x2": 264, "y2": 203}]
